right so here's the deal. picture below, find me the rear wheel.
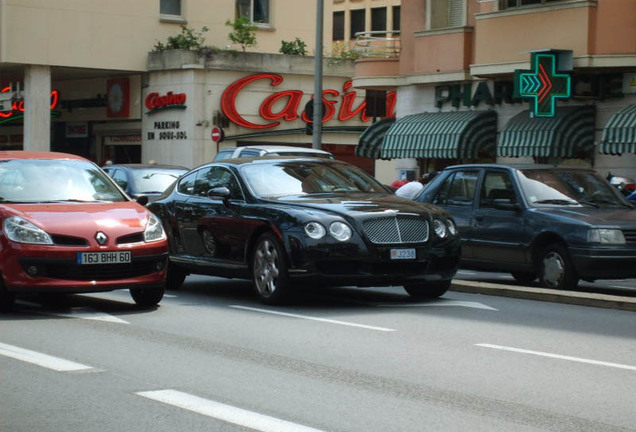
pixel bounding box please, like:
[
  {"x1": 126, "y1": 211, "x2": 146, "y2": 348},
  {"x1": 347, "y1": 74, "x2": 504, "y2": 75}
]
[
  {"x1": 130, "y1": 286, "x2": 164, "y2": 308},
  {"x1": 251, "y1": 232, "x2": 291, "y2": 305},
  {"x1": 404, "y1": 280, "x2": 451, "y2": 300},
  {"x1": 538, "y1": 243, "x2": 578, "y2": 290},
  {"x1": 511, "y1": 271, "x2": 536, "y2": 285}
]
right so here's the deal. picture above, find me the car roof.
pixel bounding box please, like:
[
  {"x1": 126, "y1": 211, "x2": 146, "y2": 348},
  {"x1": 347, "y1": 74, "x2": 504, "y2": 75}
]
[
  {"x1": 217, "y1": 155, "x2": 342, "y2": 167},
  {"x1": 0, "y1": 151, "x2": 88, "y2": 161},
  {"x1": 105, "y1": 163, "x2": 188, "y2": 170},
  {"x1": 443, "y1": 163, "x2": 594, "y2": 172},
  {"x1": 241, "y1": 145, "x2": 331, "y2": 153}
]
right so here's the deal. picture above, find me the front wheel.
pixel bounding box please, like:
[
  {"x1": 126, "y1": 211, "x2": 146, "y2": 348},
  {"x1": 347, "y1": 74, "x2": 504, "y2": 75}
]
[
  {"x1": 0, "y1": 279, "x2": 15, "y2": 312},
  {"x1": 404, "y1": 280, "x2": 451, "y2": 300},
  {"x1": 251, "y1": 232, "x2": 291, "y2": 305},
  {"x1": 166, "y1": 263, "x2": 187, "y2": 291},
  {"x1": 538, "y1": 243, "x2": 578, "y2": 290},
  {"x1": 130, "y1": 286, "x2": 165, "y2": 308}
]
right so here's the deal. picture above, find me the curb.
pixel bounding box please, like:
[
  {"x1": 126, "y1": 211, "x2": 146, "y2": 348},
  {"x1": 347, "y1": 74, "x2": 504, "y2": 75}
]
[{"x1": 450, "y1": 280, "x2": 636, "y2": 312}]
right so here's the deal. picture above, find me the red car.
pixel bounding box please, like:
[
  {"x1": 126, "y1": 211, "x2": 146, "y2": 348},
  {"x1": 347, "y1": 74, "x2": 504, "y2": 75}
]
[{"x1": 0, "y1": 151, "x2": 168, "y2": 311}]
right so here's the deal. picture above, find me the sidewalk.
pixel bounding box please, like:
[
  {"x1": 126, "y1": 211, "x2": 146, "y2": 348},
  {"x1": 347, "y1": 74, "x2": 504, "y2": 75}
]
[{"x1": 450, "y1": 280, "x2": 636, "y2": 312}]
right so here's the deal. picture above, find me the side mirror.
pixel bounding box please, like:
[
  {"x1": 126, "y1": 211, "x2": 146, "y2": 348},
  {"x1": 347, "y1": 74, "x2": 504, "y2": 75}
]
[
  {"x1": 207, "y1": 186, "x2": 231, "y2": 201},
  {"x1": 136, "y1": 195, "x2": 149, "y2": 206}
]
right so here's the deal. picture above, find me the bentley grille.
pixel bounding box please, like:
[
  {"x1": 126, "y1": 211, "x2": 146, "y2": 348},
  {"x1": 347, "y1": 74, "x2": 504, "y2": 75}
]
[{"x1": 362, "y1": 217, "x2": 429, "y2": 244}]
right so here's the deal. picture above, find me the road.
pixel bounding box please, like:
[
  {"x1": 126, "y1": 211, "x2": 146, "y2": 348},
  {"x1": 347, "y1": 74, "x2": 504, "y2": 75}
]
[{"x1": 1, "y1": 275, "x2": 635, "y2": 432}]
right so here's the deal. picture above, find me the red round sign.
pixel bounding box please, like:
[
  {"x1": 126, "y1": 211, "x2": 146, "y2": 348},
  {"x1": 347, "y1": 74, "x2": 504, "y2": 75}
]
[{"x1": 211, "y1": 126, "x2": 224, "y2": 143}]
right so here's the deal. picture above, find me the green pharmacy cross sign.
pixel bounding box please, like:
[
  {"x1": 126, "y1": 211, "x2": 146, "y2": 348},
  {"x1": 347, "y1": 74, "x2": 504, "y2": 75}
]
[{"x1": 515, "y1": 52, "x2": 571, "y2": 118}]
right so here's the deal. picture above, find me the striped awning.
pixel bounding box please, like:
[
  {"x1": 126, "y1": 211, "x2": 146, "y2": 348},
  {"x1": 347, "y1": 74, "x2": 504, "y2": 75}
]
[
  {"x1": 599, "y1": 104, "x2": 636, "y2": 155},
  {"x1": 355, "y1": 117, "x2": 395, "y2": 158},
  {"x1": 498, "y1": 105, "x2": 595, "y2": 158},
  {"x1": 380, "y1": 111, "x2": 497, "y2": 159}
]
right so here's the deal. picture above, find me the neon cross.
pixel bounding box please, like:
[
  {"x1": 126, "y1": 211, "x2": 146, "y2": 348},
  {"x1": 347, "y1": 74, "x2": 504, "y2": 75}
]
[{"x1": 517, "y1": 53, "x2": 571, "y2": 118}]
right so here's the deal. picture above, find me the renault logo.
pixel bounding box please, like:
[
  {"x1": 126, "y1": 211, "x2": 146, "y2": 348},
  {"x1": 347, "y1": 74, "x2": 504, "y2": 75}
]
[{"x1": 95, "y1": 232, "x2": 108, "y2": 246}]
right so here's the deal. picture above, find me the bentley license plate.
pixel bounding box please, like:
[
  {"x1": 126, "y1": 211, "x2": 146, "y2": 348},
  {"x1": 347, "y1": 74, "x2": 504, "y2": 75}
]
[
  {"x1": 77, "y1": 251, "x2": 132, "y2": 265},
  {"x1": 390, "y1": 248, "x2": 416, "y2": 260}
]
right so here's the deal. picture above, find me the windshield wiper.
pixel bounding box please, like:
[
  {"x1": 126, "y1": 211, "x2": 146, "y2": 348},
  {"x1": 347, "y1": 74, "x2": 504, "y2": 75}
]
[
  {"x1": 533, "y1": 199, "x2": 579, "y2": 205},
  {"x1": 576, "y1": 199, "x2": 600, "y2": 208}
]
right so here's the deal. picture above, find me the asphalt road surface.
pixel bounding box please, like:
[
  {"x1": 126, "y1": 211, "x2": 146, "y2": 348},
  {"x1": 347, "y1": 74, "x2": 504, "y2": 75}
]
[{"x1": 1, "y1": 275, "x2": 635, "y2": 432}]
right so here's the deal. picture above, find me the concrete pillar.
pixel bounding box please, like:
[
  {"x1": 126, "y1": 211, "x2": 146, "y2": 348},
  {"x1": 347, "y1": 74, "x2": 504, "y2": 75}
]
[{"x1": 24, "y1": 65, "x2": 51, "y2": 151}]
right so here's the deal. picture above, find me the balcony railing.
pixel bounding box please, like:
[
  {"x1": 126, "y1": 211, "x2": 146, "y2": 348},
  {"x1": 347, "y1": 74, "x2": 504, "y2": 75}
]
[{"x1": 352, "y1": 31, "x2": 401, "y2": 59}]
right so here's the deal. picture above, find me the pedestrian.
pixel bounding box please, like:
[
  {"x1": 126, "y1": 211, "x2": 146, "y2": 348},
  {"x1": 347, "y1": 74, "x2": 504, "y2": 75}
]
[{"x1": 395, "y1": 171, "x2": 439, "y2": 200}]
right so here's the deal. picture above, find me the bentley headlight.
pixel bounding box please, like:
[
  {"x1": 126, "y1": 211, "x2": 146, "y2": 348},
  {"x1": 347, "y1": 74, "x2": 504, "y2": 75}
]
[
  {"x1": 446, "y1": 219, "x2": 457, "y2": 236},
  {"x1": 304, "y1": 222, "x2": 326, "y2": 239},
  {"x1": 329, "y1": 221, "x2": 352, "y2": 242},
  {"x1": 434, "y1": 219, "x2": 447, "y2": 238},
  {"x1": 588, "y1": 228, "x2": 625, "y2": 244},
  {"x1": 144, "y1": 213, "x2": 166, "y2": 242},
  {"x1": 4, "y1": 216, "x2": 53, "y2": 245}
]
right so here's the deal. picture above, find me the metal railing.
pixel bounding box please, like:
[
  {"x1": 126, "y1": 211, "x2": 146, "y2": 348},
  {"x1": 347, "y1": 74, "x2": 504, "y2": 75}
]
[{"x1": 352, "y1": 30, "x2": 401, "y2": 59}]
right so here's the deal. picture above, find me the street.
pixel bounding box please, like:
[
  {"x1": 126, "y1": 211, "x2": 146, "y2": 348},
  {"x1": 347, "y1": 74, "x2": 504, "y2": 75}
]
[{"x1": 1, "y1": 275, "x2": 635, "y2": 432}]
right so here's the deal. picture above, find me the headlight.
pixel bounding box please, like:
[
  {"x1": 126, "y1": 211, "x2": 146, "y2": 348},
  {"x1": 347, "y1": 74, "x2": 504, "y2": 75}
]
[
  {"x1": 446, "y1": 219, "x2": 457, "y2": 236},
  {"x1": 4, "y1": 216, "x2": 53, "y2": 245},
  {"x1": 329, "y1": 221, "x2": 352, "y2": 242},
  {"x1": 304, "y1": 222, "x2": 326, "y2": 239},
  {"x1": 434, "y1": 219, "x2": 447, "y2": 238},
  {"x1": 588, "y1": 228, "x2": 625, "y2": 244},
  {"x1": 144, "y1": 213, "x2": 166, "y2": 242}
]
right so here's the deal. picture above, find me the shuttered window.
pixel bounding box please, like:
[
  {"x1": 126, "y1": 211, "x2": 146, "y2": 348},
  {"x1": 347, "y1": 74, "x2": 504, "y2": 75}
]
[{"x1": 430, "y1": 0, "x2": 464, "y2": 29}]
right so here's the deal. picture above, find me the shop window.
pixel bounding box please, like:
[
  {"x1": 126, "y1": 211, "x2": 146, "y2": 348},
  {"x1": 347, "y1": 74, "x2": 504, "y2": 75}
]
[
  {"x1": 429, "y1": 0, "x2": 464, "y2": 30},
  {"x1": 392, "y1": 6, "x2": 401, "y2": 32},
  {"x1": 350, "y1": 9, "x2": 365, "y2": 39},
  {"x1": 333, "y1": 11, "x2": 345, "y2": 40},
  {"x1": 160, "y1": 0, "x2": 181, "y2": 16},
  {"x1": 499, "y1": 0, "x2": 566, "y2": 9},
  {"x1": 236, "y1": 0, "x2": 270, "y2": 24},
  {"x1": 371, "y1": 7, "x2": 387, "y2": 33}
]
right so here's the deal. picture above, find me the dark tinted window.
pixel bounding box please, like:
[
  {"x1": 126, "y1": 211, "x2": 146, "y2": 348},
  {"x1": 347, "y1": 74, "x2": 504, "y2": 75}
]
[
  {"x1": 194, "y1": 166, "x2": 243, "y2": 200},
  {"x1": 333, "y1": 11, "x2": 345, "y2": 40},
  {"x1": 177, "y1": 171, "x2": 198, "y2": 195},
  {"x1": 371, "y1": 7, "x2": 387, "y2": 32},
  {"x1": 160, "y1": 0, "x2": 181, "y2": 15},
  {"x1": 392, "y1": 6, "x2": 401, "y2": 31},
  {"x1": 433, "y1": 170, "x2": 479, "y2": 206},
  {"x1": 350, "y1": 9, "x2": 365, "y2": 39}
]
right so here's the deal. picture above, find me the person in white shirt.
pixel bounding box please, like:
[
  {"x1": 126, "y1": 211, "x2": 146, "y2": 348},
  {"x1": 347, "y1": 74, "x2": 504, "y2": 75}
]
[{"x1": 395, "y1": 171, "x2": 439, "y2": 200}]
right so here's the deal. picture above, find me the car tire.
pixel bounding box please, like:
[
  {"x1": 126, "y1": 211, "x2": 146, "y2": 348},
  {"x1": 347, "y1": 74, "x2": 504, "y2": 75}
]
[
  {"x1": 130, "y1": 286, "x2": 165, "y2": 308},
  {"x1": 0, "y1": 279, "x2": 15, "y2": 312},
  {"x1": 166, "y1": 263, "x2": 187, "y2": 291},
  {"x1": 538, "y1": 243, "x2": 578, "y2": 290},
  {"x1": 404, "y1": 280, "x2": 451, "y2": 300},
  {"x1": 251, "y1": 232, "x2": 291, "y2": 305},
  {"x1": 511, "y1": 271, "x2": 536, "y2": 285}
]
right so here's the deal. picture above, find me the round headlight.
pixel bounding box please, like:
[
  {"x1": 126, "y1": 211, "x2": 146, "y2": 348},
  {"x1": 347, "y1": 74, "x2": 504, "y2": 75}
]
[
  {"x1": 304, "y1": 222, "x2": 326, "y2": 239},
  {"x1": 329, "y1": 221, "x2": 352, "y2": 242},
  {"x1": 434, "y1": 219, "x2": 447, "y2": 238},
  {"x1": 446, "y1": 219, "x2": 457, "y2": 235}
]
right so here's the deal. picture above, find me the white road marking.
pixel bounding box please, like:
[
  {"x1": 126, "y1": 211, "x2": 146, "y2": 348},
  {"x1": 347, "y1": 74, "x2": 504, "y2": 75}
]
[
  {"x1": 379, "y1": 300, "x2": 498, "y2": 311},
  {"x1": 137, "y1": 390, "x2": 326, "y2": 432},
  {"x1": 476, "y1": 344, "x2": 636, "y2": 371},
  {"x1": 19, "y1": 303, "x2": 130, "y2": 324},
  {"x1": 229, "y1": 305, "x2": 396, "y2": 332},
  {"x1": 0, "y1": 342, "x2": 93, "y2": 372}
]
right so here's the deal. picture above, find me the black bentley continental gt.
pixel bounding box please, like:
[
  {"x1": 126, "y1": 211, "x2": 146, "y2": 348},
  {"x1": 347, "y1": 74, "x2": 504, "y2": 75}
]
[{"x1": 148, "y1": 157, "x2": 461, "y2": 304}]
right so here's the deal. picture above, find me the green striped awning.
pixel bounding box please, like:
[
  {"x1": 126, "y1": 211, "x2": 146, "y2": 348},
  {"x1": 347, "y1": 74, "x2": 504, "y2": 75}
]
[
  {"x1": 380, "y1": 111, "x2": 497, "y2": 159},
  {"x1": 599, "y1": 104, "x2": 636, "y2": 155},
  {"x1": 498, "y1": 106, "x2": 595, "y2": 158},
  {"x1": 355, "y1": 117, "x2": 395, "y2": 158}
]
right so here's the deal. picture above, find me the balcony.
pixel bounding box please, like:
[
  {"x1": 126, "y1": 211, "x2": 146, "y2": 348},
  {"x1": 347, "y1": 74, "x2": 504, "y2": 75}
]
[{"x1": 351, "y1": 31, "x2": 401, "y2": 90}]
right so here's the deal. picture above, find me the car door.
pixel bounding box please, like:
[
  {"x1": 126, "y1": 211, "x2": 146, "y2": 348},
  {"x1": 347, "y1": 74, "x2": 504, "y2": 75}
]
[
  {"x1": 431, "y1": 169, "x2": 481, "y2": 259},
  {"x1": 173, "y1": 170, "x2": 199, "y2": 255},
  {"x1": 469, "y1": 169, "x2": 530, "y2": 268}
]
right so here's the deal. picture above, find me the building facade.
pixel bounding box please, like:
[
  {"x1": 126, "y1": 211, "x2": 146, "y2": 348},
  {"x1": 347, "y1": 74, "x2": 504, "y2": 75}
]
[{"x1": 352, "y1": 0, "x2": 636, "y2": 184}]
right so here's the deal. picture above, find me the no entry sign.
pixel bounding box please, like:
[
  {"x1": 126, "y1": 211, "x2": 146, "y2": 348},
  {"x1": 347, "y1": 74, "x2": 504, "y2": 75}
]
[{"x1": 211, "y1": 126, "x2": 224, "y2": 143}]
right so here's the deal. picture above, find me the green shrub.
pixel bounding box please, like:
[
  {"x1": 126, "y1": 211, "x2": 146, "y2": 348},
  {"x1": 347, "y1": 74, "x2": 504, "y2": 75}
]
[
  {"x1": 225, "y1": 17, "x2": 257, "y2": 52},
  {"x1": 153, "y1": 25, "x2": 209, "y2": 52},
  {"x1": 280, "y1": 38, "x2": 307, "y2": 56}
]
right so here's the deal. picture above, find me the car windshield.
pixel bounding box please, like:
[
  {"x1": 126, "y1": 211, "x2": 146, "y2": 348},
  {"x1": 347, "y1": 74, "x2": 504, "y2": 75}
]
[
  {"x1": 0, "y1": 158, "x2": 127, "y2": 203},
  {"x1": 130, "y1": 168, "x2": 187, "y2": 193},
  {"x1": 241, "y1": 161, "x2": 388, "y2": 198},
  {"x1": 272, "y1": 151, "x2": 334, "y2": 159},
  {"x1": 517, "y1": 169, "x2": 628, "y2": 208}
]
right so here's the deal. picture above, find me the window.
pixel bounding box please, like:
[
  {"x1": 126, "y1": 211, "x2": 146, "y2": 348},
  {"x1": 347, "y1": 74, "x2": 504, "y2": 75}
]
[
  {"x1": 333, "y1": 11, "x2": 345, "y2": 41},
  {"x1": 433, "y1": 171, "x2": 479, "y2": 206},
  {"x1": 499, "y1": 0, "x2": 566, "y2": 9},
  {"x1": 392, "y1": 6, "x2": 401, "y2": 32},
  {"x1": 429, "y1": 0, "x2": 464, "y2": 30},
  {"x1": 479, "y1": 171, "x2": 516, "y2": 208},
  {"x1": 236, "y1": 0, "x2": 270, "y2": 24},
  {"x1": 160, "y1": 0, "x2": 181, "y2": 16},
  {"x1": 371, "y1": 7, "x2": 387, "y2": 33},
  {"x1": 350, "y1": 9, "x2": 365, "y2": 39}
]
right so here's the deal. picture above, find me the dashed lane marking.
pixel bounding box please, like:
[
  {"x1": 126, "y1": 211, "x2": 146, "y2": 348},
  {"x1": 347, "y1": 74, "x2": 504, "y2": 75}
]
[{"x1": 0, "y1": 342, "x2": 94, "y2": 372}]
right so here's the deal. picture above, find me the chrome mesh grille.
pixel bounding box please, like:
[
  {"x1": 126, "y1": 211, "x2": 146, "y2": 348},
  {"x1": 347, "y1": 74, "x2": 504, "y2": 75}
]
[
  {"x1": 362, "y1": 217, "x2": 429, "y2": 244},
  {"x1": 623, "y1": 230, "x2": 636, "y2": 244}
]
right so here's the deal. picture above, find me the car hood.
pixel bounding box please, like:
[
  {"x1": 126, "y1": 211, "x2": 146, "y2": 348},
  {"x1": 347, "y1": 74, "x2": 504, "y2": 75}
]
[
  {"x1": 267, "y1": 193, "x2": 448, "y2": 217},
  {"x1": 1, "y1": 202, "x2": 149, "y2": 236},
  {"x1": 534, "y1": 207, "x2": 636, "y2": 227}
]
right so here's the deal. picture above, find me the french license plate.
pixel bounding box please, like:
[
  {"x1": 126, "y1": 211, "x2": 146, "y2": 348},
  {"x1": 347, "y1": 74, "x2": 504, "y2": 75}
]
[
  {"x1": 77, "y1": 251, "x2": 132, "y2": 265},
  {"x1": 390, "y1": 248, "x2": 416, "y2": 260}
]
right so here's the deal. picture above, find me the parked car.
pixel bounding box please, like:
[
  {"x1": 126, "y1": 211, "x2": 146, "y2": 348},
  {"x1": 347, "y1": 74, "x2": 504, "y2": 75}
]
[
  {"x1": 414, "y1": 164, "x2": 636, "y2": 290},
  {"x1": 102, "y1": 163, "x2": 188, "y2": 202},
  {"x1": 148, "y1": 156, "x2": 461, "y2": 304},
  {"x1": 0, "y1": 151, "x2": 169, "y2": 311},
  {"x1": 213, "y1": 145, "x2": 334, "y2": 161},
  {"x1": 607, "y1": 174, "x2": 636, "y2": 197}
]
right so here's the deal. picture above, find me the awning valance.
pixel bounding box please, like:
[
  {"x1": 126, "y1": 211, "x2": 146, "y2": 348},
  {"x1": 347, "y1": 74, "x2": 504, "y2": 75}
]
[
  {"x1": 599, "y1": 104, "x2": 636, "y2": 155},
  {"x1": 498, "y1": 105, "x2": 595, "y2": 158},
  {"x1": 355, "y1": 117, "x2": 395, "y2": 158},
  {"x1": 380, "y1": 111, "x2": 497, "y2": 159}
]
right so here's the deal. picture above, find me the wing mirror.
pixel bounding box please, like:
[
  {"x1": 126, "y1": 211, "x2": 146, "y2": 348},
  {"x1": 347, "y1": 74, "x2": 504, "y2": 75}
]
[{"x1": 207, "y1": 186, "x2": 231, "y2": 201}]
